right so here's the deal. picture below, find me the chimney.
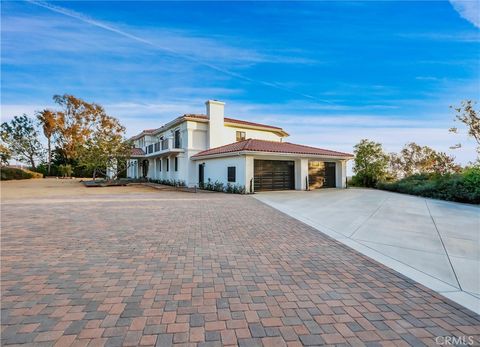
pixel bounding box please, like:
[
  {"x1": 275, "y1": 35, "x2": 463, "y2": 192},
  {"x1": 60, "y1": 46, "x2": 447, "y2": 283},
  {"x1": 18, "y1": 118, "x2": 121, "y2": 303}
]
[{"x1": 206, "y1": 100, "x2": 225, "y2": 148}]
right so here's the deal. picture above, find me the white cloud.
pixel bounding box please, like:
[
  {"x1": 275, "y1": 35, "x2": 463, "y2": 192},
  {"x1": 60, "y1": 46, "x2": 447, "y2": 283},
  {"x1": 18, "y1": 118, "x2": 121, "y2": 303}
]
[
  {"x1": 449, "y1": 0, "x2": 480, "y2": 28},
  {"x1": 11, "y1": 1, "x2": 326, "y2": 103},
  {"x1": 0, "y1": 104, "x2": 48, "y2": 122}
]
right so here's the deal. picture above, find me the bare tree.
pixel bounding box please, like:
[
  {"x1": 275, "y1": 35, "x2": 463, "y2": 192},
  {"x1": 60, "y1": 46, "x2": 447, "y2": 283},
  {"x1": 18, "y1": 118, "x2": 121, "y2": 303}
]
[{"x1": 450, "y1": 100, "x2": 480, "y2": 160}]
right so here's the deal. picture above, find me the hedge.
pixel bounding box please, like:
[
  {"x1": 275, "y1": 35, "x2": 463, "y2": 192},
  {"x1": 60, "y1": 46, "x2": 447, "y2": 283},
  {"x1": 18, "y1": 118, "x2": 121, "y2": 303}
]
[
  {"x1": 376, "y1": 168, "x2": 480, "y2": 204},
  {"x1": 1, "y1": 167, "x2": 43, "y2": 180}
]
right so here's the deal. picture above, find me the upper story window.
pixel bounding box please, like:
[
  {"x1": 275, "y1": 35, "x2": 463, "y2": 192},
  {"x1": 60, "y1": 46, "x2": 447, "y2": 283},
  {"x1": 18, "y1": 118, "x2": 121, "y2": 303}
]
[
  {"x1": 236, "y1": 131, "x2": 246, "y2": 142},
  {"x1": 174, "y1": 129, "x2": 181, "y2": 148}
]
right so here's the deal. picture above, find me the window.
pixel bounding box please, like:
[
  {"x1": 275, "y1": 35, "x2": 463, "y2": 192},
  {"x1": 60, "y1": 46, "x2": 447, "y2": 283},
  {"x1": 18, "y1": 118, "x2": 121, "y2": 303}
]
[
  {"x1": 166, "y1": 158, "x2": 169, "y2": 171},
  {"x1": 236, "y1": 131, "x2": 246, "y2": 142},
  {"x1": 174, "y1": 157, "x2": 178, "y2": 171},
  {"x1": 174, "y1": 129, "x2": 181, "y2": 148},
  {"x1": 159, "y1": 159, "x2": 162, "y2": 172},
  {"x1": 228, "y1": 166, "x2": 236, "y2": 182}
]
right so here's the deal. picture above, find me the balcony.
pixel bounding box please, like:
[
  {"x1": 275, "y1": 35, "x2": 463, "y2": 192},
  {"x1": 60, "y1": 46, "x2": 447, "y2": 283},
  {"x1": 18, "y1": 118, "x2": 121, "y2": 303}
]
[{"x1": 144, "y1": 138, "x2": 184, "y2": 157}]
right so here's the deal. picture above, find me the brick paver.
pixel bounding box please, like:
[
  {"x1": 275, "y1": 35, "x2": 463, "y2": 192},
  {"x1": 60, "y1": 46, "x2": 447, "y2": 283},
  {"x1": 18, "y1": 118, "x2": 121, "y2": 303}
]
[{"x1": 1, "y1": 189, "x2": 479, "y2": 346}]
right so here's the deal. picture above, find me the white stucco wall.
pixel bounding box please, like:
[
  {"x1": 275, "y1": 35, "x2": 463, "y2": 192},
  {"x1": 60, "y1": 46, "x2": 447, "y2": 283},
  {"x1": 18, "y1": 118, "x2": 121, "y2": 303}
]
[
  {"x1": 199, "y1": 156, "x2": 247, "y2": 189},
  {"x1": 222, "y1": 126, "x2": 283, "y2": 144}
]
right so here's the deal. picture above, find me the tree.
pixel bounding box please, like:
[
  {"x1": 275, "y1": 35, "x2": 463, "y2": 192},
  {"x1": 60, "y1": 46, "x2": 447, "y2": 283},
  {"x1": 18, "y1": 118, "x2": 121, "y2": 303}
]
[
  {"x1": 0, "y1": 115, "x2": 44, "y2": 169},
  {"x1": 352, "y1": 139, "x2": 389, "y2": 187},
  {"x1": 36, "y1": 109, "x2": 57, "y2": 174},
  {"x1": 393, "y1": 142, "x2": 460, "y2": 177},
  {"x1": 450, "y1": 100, "x2": 480, "y2": 160},
  {"x1": 75, "y1": 109, "x2": 131, "y2": 179},
  {"x1": 387, "y1": 152, "x2": 404, "y2": 180},
  {"x1": 0, "y1": 143, "x2": 11, "y2": 166},
  {"x1": 52, "y1": 94, "x2": 109, "y2": 162}
]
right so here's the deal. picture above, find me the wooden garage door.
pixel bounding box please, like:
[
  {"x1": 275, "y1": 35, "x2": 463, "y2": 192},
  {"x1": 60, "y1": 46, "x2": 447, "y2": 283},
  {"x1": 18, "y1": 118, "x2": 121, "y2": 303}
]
[
  {"x1": 308, "y1": 161, "x2": 336, "y2": 189},
  {"x1": 254, "y1": 160, "x2": 295, "y2": 191}
]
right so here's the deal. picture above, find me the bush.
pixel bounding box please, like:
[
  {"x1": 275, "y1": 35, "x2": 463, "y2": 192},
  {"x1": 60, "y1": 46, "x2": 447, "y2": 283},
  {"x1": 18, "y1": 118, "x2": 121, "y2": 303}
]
[
  {"x1": 203, "y1": 178, "x2": 245, "y2": 194},
  {"x1": 377, "y1": 169, "x2": 480, "y2": 204},
  {"x1": 148, "y1": 178, "x2": 186, "y2": 187},
  {"x1": 0, "y1": 167, "x2": 43, "y2": 180},
  {"x1": 58, "y1": 164, "x2": 73, "y2": 178},
  {"x1": 148, "y1": 177, "x2": 246, "y2": 194},
  {"x1": 348, "y1": 175, "x2": 364, "y2": 187}
]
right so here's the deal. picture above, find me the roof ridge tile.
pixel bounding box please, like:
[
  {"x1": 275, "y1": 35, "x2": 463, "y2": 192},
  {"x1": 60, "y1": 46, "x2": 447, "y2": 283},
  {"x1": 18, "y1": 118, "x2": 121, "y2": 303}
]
[{"x1": 192, "y1": 138, "x2": 353, "y2": 158}]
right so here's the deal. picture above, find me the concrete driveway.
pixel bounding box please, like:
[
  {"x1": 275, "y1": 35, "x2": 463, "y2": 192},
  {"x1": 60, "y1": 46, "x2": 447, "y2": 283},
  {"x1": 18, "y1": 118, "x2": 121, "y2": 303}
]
[{"x1": 255, "y1": 188, "x2": 480, "y2": 314}]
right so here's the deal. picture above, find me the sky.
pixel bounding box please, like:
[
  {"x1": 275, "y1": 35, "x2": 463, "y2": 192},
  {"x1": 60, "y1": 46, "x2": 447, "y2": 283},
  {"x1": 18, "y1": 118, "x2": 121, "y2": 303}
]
[{"x1": 1, "y1": 0, "x2": 479, "y2": 168}]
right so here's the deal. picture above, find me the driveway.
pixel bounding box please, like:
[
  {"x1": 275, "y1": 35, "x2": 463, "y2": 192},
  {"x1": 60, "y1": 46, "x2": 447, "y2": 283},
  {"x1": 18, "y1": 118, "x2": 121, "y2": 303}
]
[
  {"x1": 1, "y1": 180, "x2": 479, "y2": 346},
  {"x1": 254, "y1": 188, "x2": 480, "y2": 314}
]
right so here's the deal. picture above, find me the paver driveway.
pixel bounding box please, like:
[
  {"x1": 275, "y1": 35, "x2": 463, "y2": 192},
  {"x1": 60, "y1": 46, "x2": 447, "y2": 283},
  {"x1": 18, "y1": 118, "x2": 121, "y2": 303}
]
[
  {"x1": 1, "y1": 182, "x2": 479, "y2": 346},
  {"x1": 254, "y1": 188, "x2": 480, "y2": 315}
]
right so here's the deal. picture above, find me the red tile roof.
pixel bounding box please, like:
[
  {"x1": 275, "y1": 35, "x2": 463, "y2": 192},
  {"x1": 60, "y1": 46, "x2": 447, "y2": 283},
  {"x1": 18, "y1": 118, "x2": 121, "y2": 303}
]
[
  {"x1": 131, "y1": 148, "x2": 145, "y2": 156},
  {"x1": 131, "y1": 114, "x2": 288, "y2": 140},
  {"x1": 192, "y1": 139, "x2": 353, "y2": 158}
]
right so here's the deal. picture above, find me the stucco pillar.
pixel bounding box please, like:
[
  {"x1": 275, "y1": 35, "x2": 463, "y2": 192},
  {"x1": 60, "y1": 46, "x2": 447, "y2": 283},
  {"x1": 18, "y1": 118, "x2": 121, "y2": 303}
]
[
  {"x1": 153, "y1": 158, "x2": 157, "y2": 179},
  {"x1": 336, "y1": 160, "x2": 347, "y2": 188},
  {"x1": 245, "y1": 156, "x2": 254, "y2": 193},
  {"x1": 295, "y1": 158, "x2": 309, "y2": 190}
]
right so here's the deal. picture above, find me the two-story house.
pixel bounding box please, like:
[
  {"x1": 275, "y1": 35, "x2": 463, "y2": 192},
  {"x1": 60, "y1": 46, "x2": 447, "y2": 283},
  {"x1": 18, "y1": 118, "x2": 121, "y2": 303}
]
[{"x1": 127, "y1": 100, "x2": 353, "y2": 192}]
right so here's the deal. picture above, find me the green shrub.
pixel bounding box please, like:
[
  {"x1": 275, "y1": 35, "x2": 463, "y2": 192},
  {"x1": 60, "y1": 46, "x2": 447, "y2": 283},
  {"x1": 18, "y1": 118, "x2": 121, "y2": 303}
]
[
  {"x1": 148, "y1": 177, "x2": 245, "y2": 194},
  {"x1": 58, "y1": 164, "x2": 73, "y2": 177},
  {"x1": 0, "y1": 167, "x2": 43, "y2": 180},
  {"x1": 147, "y1": 178, "x2": 186, "y2": 187},
  {"x1": 348, "y1": 175, "x2": 364, "y2": 187},
  {"x1": 377, "y1": 169, "x2": 480, "y2": 204},
  {"x1": 202, "y1": 178, "x2": 245, "y2": 194}
]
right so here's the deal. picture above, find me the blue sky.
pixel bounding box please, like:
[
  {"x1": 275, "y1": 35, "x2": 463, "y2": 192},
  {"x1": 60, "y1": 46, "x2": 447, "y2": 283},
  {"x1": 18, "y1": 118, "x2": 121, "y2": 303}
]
[{"x1": 1, "y1": 0, "x2": 479, "y2": 166}]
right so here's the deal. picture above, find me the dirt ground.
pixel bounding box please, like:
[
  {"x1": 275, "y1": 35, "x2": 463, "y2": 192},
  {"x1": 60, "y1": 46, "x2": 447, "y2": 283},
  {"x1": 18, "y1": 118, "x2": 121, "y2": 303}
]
[{"x1": 0, "y1": 178, "x2": 159, "y2": 201}]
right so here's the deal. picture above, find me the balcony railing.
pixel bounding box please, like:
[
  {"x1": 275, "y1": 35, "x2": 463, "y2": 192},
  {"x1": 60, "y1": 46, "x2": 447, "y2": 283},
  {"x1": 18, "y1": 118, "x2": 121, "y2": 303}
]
[
  {"x1": 144, "y1": 138, "x2": 183, "y2": 156},
  {"x1": 161, "y1": 139, "x2": 169, "y2": 150}
]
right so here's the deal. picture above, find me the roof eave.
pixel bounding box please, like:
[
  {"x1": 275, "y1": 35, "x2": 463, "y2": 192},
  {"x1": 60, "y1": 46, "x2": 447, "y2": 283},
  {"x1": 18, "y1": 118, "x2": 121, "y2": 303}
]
[
  {"x1": 192, "y1": 150, "x2": 353, "y2": 160},
  {"x1": 223, "y1": 121, "x2": 289, "y2": 137}
]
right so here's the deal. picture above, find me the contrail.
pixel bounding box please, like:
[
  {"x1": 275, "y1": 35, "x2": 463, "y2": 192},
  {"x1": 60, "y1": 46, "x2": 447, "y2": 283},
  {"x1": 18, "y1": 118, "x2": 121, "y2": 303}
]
[{"x1": 27, "y1": 0, "x2": 333, "y2": 104}]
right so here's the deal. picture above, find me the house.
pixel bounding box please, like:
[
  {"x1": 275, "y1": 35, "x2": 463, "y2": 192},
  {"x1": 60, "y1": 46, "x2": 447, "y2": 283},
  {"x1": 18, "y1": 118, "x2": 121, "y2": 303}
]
[{"x1": 127, "y1": 100, "x2": 353, "y2": 192}]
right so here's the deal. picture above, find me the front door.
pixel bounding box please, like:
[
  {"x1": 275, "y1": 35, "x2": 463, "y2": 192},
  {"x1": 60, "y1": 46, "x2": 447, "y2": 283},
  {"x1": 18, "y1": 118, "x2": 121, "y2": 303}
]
[
  {"x1": 198, "y1": 164, "x2": 205, "y2": 188},
  {"x1": 142, "y1": 159, "x2": 149, "y2": 178}
]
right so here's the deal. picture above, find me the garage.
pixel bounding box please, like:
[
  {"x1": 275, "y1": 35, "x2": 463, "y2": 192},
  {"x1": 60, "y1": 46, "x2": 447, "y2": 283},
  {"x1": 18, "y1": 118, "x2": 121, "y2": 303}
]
[
  {"x1": 254, "y1": 160, "x2": 295, "y2": 191},
  {"x1": 308, "y1": 161, "x2": 336, "y2": 189}
]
